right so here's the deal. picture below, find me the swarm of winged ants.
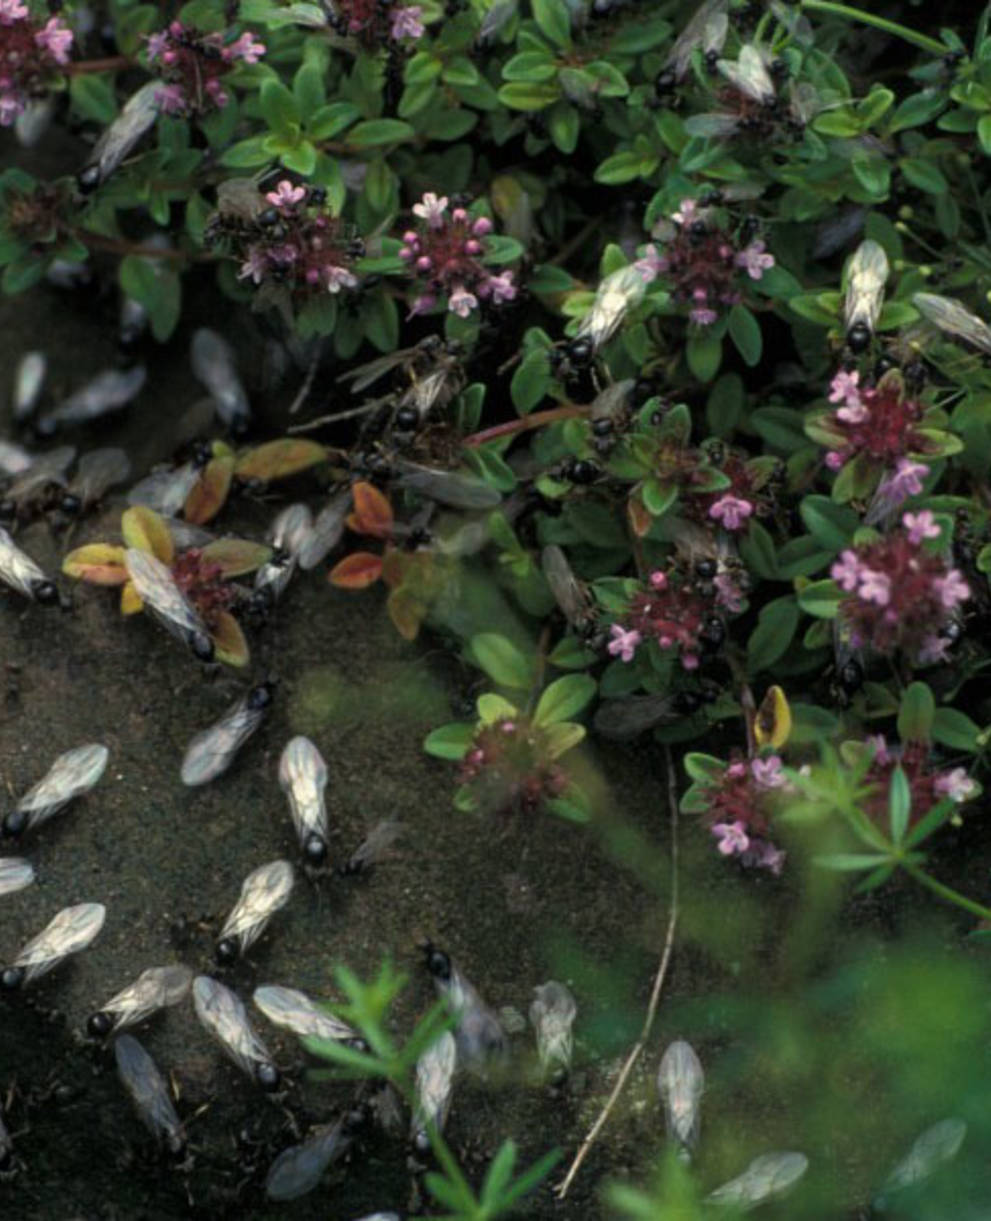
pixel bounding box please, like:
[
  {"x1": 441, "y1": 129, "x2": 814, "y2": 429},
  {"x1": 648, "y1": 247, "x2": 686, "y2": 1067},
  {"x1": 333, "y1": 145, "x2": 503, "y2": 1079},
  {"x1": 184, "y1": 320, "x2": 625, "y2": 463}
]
[{"x1": 0, "y1": 327, "x2": 971, "y2": 1217}]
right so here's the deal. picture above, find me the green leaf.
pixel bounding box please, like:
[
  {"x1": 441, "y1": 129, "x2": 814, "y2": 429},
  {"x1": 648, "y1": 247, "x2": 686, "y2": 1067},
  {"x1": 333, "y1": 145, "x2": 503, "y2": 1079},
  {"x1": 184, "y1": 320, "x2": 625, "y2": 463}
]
[
  {"x1": 503, "y1": 51, "x2": 558, "y2": 82},
  {"x1": 931, "y1": 707, "x2": 981, "y2": 752},
  {"x1": 800, "y1": 496, "x2": 859, "y2": 549},
  {"x1": 797, "y1": 579, "x2": 842, "y2": 618},
  {"x1": 683, "y1": 752, "x2": 725, "y2": 783},
  {"x1": 498, "y1": 81, "x2": 561, "y2": 111},
  {"x1": 727, "y1": 303, "x2": 762, "y2": 367},
  {"x1": 477, "y1": 692, "x2": 518, "y2": 723},
  {"x1": 706, "y1": 373, "x2": 744, "y2": 438},
  {"x1": 69, "y1": 74, "x2": 118, "y2": 125},
  {"x1": 470, "y1": 633, "x2": 534, "y2": 689},
  {"x1": 119, "y1": 255, "x2": 180, "y2": 342},
  {"x1": 888, "y1": 765, "x2": 911, "y2": 845},
  {"x1": 293, "y1": 61, "x2": 326, "y2": 116},
  {"x1": 747, "y1": 596, "x2": 799, "y2": 674},
  {"x1": 280, "y1": 140, "x2": 317, "y2": 175},
  {"x1": 347, "y1": 119, "x2": 415, "y2": 147},
  {"x1": 979, "y1": 113, "x2": 991, "y2": 156},
  {"x1": 260, "y1": 79, "x2": 300, "y2": 140},
  {"x1": 308, "y1": 101, "x2": 360, "y2": 140},
  {"x1": 594, "y1": 150, "x2": 657, "y2": 184},
  {"x1": 897, "y1": 681, "x2": 934, "y2": 743},
  {"x1": 441, "y1": 55, "x2": 480, "y2": 87},
  {"x1": 685, "y1": 332, "x2": 722, "y2": 382},
  {"x1": 511, "y1": 350, "x2": 550, "y2": 414},
  {"x1": 219, "y1": 136, "x2": 272, "y2": 168},
  {"x1": 423, "y1": 722, "x2": 475, "y2": 759},
  {"x1": 899, "y1": 156, "x2": 948, "y2": 194},
  {"x1": 547, "y1": 100, "x2": 580, "y2": 154},
  {"x1": 533, "y1": 674, "x2": 596, "y2": 726},
  {"x1": 543, "y1": 721, "x2": 585, "y2": 758},
  {"x1": 532, "y1": 0, "x2": 571, "y2": 48},
  {"x1": 738, "y1": 520, "x2": 777, "y2": 580},
  {"x1": 888, "y1": 89, "x2": 946, "y2": 133},
  {"x1": 2, "y1": 256, "x2": 45, "y2": 294},
  {"x1": 814, "y1": 853, "x2": 892, "y2": 871}
]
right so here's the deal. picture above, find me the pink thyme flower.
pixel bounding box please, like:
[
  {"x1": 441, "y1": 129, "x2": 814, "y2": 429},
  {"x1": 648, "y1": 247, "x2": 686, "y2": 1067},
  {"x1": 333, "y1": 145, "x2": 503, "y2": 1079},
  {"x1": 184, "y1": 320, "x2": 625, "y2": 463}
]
[
  {"x1": 902, "y1": 510, "x2": 941, "y2": 545},
  {"x1": 34, "y1": 17, "x2": 73, "y2": 65},
  {"x1": 829, "y1": 369, "x2": 861, "y2": 406},
  {"x1": 0, "y1": 90, "x2": 23, "y2": 124},
  {"x1": 712, "y1": 820, "x2": 750, "y2": 856},
  {"x1": 934, "y1": 767, "x2": 976, "y2": 803},
  {"x1": 323, "y1": 265, "x2": 359, "y2": 293},
  {"x1": 265, "y1": 180, "x2": 305, "y2": 210},
  {"x1": 154, "y1": 84, "x2": 187, "y2": 114},
  {"x1": 224, "y1": 31, "x2": 266, "y2": 63},
  {"x1": 709, "y1": 494, "x2": 753, "y2": 531},
  {"x1": 825, "y1": 451, "x2": 845, "y2": 471},
  {"x1": 146, "y1": 30, "x2": 169, "y2": 60},
  {"x1": 879, "y1": 458, "x2": 929, "y2": 506},
  {"x1": 741, "y1": 838, "x2": 786, "y2": 874},
  {"x1": 836, "y1": 400, "x2": 869, "y2": 424},
  {"x1": 407, "y1": 293, "x2": 436, "y2": 317},
  {"x1": 672, "y1": 199, "x2": 698, "y2": 226},
  {"x1": 412, "y1": 192, "x2": 448, "y2": 228},
  {"x1": 238, "y1": 247, "x2": 269, "y2": 284},
  {"x1": 932, "y1": 569, "x2": 970, "y2": 611},
  {"x1": 649, "y1": 570, "x2": 668, "y2": 590},
  {"x1": 448, "y1": 285, "x2": 478, "y2": 318},
  {"x1": 607, "y1": 624, "x2": 641, "y2": 663},
  {"x1": 858, "y1": 569, "x2": 891, "y2": 607},
  {"x1": 832, "y1": 550, "x2": 862, "y2": 591},
  {"x1": 917, "y1": 634, "x2": 951, "y2": 664},
  {"x1": 735, "y1": 240, "x2": 775, "y2": 280},
  {"x1": 479, "y1": 271, "x2": 516, "y2": 304},
  {"x1": 390, "y1": 5, "x2": 424, "y2": 38},
  {"x1": 635, "y1": 243, "x2": 667, "y2": 283},
  {"x1": 690, "y1": 306, "x2": 718, "y2": 326},
  {"x1": 0, "y1": 0, "x2": 28, "y2": 24},
  {"x1": 751, "y1": 755, "x2": 785, "y2": 789}
]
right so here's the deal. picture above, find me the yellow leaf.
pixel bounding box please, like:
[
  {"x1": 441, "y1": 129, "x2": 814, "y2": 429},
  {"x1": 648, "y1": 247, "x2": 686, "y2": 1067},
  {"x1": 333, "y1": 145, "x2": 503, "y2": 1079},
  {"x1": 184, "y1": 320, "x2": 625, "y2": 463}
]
[
  {"x1": 62, "y1": 544, "x2": 128, "y2": 585},
  {"x1": 211, "y1": 610, "x2": 250, "y2": 668},
  {"x1": 386, "y1": 587, "x2": 426, "y2": 641},
  {"x1": 200, "y1": 538, "x2": 272, "y2": 577},
  {"x1": 754, "y1": 685, "x2": 792, "y2": 750},
  {"x1": 120, "y1": 581, "x2": 144, "y2": 615},
  {"x1": 234, "y1": 438, "x2": 328, "y2": 482},
  {"x1": 544, "y1": 721, "x2": 585, "y2": 759},
  {"x1": 121, "y1": 505, "x2": 174, "y2": 565}
]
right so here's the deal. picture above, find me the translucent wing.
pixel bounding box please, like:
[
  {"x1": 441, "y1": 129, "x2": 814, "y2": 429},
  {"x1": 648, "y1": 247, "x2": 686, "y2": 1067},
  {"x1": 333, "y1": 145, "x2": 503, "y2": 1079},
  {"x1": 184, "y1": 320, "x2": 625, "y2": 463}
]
[
  {"x1": 0, "y1": 857, "x2": 34, "y2": 896},
  {"x1": 341, "y1": 819, "x2": 403, "y2": 875},
  {"x1": 430, "y1": 954, "x2": 506, "y2": 1066},
  {"x1": 190, "y1": 329, "x2": 250, "y2": 430},
  {"x1": 85, "y1": 82, "x2": 160, "y2": 185},
  {"x1": 657, "y1": 1040, "x2": 704, "y2": 1159},
  {"x1": 665, "y1": 0, "x2": 729, "y2": 78},
  {"x1": 265, "y1": 1119, "x2": 350, "y2": 1201},
  {"x1": 115, "y1": 1034, "x2": 187, "y2": 1155},
  {"x1": 5, "y1": 445, "x2": 75, "y2": 503},
  {"x1": 12, "y1": 902, "x2": 106, "y2": 985},
  {"x1": 336, "y1": 346, "x2": 420, "y2": 393},
  {"x1": 124, "y1": 548, "x2": 214, "y2": 661},
  {"x1": 912, "y1": 292, "x2": 991, "y2": 356},
  {"x1": 254, "y1": 504, "x2": 314, "y2": 601},
  {"x1": 594, "y1": 694, "x2": 678, "y2": 740},
  {"x1": 181, "y1": 685, "x2": 273, "y2": 786},
  {"x1": 683, "y1": 113, "x2": 744, "y2": 138},
  {"x1": 542, "y1": 544, "x2": 595, "y2": 632},
  {"x1": 215, "y1": 176, "x2": 267, "y2": 225},
  {"x1": 706, "y1": 1151, "x2": 809, "y2": 1209},
  {"x1": 41, "y1": 366, "x2": 146, "y2": 428},
  {"x1": 411, "y1": 1030, "x2": 457, "y2": 1149},
  {"x1": 127, "y1": 463, "x2": 201, "y2": 517},
  {"x1": 0, "y1": 439, "x2": 33, "y2": 475},
  {"x1": 69, "y1": 448, "x2": 132, "y2": 507},
  {"x1": 576, "y1": 266, "x2": 646, "y2": 351},
  {"x1": 253, "y1": 984, "x2": 358, "y2": 1043},
  {"x1": 218, "y1": 860, "x2": 294, "y2": 955},
  {"x1": 278, "y1": 736, "x2": 330, "y2": 862},
  {"x1": 296, "y1": 490, "x2": 351, "y2": 571},
  {"x1": 10, "y1": 743, "x2": 109, "y2": 835},
  {"x1": 192, "y1": 975, "x2": 279, "y2": 1086},
  {"x1": 393, "y1": 461, "x2": 502, "y2": 510},
  {"x1": 529, "y1": 981, "x2": 577, "y2": 1078},
  {"x1": 881, "y1": 1118, "x2": 966, "y2": 1194},
  {"x1": 92, "y1": 964, "x2": 193, "y2": 1034},
  {"x1": 844, "y1": 240, "x2": 889, "y2": 338},
  {"x1": 13, "y1": 351, "x2": 45, "y2": 421},
  {"x1": 718, "y1": 45, "x2": 775, "y2": 104},
  {"x1": 0, "y1": 528, "x2": 56, "y2": 603}
]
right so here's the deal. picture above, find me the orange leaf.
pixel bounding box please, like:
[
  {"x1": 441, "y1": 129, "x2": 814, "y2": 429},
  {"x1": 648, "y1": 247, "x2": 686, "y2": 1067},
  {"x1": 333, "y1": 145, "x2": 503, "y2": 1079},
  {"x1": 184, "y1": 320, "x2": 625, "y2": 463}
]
[
  {"x1": 234, "y1": 438, "x2": 328, "y2": 482},
  {"x1": 328, "y1": 551, "x2": 384, "y2": 589},
  {"x1": 379, "y1": 546, "x2": 407, "y2": 589},
  {"x1": 347, "y1": 481, "x2": 393, "y2": 538},
  {"x1": 121, "y1": 505, "x2": 174, "y2": 564},
  {"x1": 184, "y1": 455, "x2": 234, "y2": 525},
  {"x1": 211, "y1": 610, "x2": 250, "y2": 668},
  {"x1": 62, "y1": 544, "x2": 128, "y2": 585},
  {"x1": 627, "y1": 492, "x2": 651, "y2": 539}
]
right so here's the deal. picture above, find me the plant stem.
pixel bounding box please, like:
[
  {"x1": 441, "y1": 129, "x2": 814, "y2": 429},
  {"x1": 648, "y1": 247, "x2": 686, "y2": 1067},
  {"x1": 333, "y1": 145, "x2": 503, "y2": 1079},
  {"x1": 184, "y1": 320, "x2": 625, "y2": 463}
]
[
  {"x1": 461, "y1": 402, "x2": 586, "y2": 448},
  {"x1": 71, "y1": 231, "x2": 215, "y2": 263},
  {"x1": 904, "y1": 863, "x2": 991, "y2": 922},
  {"x1": 799, "y1": 1, "x2": 948, "y2": 55}
]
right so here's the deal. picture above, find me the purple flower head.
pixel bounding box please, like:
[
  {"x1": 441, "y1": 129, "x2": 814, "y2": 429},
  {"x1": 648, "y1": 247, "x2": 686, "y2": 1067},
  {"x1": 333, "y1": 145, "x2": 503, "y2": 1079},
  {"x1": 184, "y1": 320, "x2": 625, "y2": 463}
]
[
  {"x1": 751, "y1": 755, "x2": 785, "y2": 789},
  {"x1": 829, "y1": 369, "x2": 861, "y2": 406},
  {"x1": 836, "y1": 400, "x2": 869, "y2": 424},
  {"x1": 146, "y1": 31, "x2": 169, "y2": 61},
  {"x1": 917, "y1": 633, "x2": 951, "y2": 665},
  {"x1": 690, "y1": 306, "x2": 719, "y2": 327},
  {"x1": 390, "y1": 5, "x2": 424, "y2": 39},
  {"x1": 712, "y1": 820, "x2": 750, "y2": 856},
  {"x1": 412, "y1": 192, "x2": 448, "y2": 228},
  {"x1": 932, "y1": 569, "x2": 970, "y2": 611},
  {"x1": 407, "y1": 292, "x2": 437, "y2": 318},
  {"x1": 0, "y1": 0, "x2": 27, "y2": 24},
  {"x1": 832, "y1": 550, "x2": 862, "y2": 592},
  {"x1": 742, "y1": 839, "x2": 786, "y2": 875},
  {"x1": 238, "y1": 247, "x2": 269, "y2": 284},
  {"x1": 154, "y1": 84, "x2": 187, "y2": 115},
  {"x1": 672, "y1": 199, "x2": 698, "y2": 226},
  {"x1": 903, "y1": 510, "x2": 941, "y2": 545},
  {"x1": 825, "y1": 450, "x2": 845, "y2": 471},
  {"x1": 878, "y1": 458, "x2": 929, "y2": 507},
  {"x1": 708, "y1": 494, "x2": 754, "y2": 531},
  {"x1": 448, "y1": 285, "x2": 478, "y2": 318},
  {"x1": 866, "y1": 735, "x2": 891, "y2": 765},
  {"x1": 323, "y1": 265, "x2": 359, "y2": 293},
  {"x1": 607, "y1": 624, "x2": 641, "y2": 663},
  {"x1": 635, "y1": 243, "x2": 667, "y2": 283},
  {"x1": 224, "y1": 31, "x2": 266, "y2": 63},
  {"x1": 858, "y1": 568, "x2": 891, "y2": 607},
  {"x1": 735, "y1": 240, "x2": 775, "y2": 281},
  {"x1": 265, "y1": 180, "x2": 305, "y2": 210},
  {"x1": 480, "y1": 271, "x2": 516, "y2": 304},
  {"x1": 0, "y1": 90, "x2": 23, "y2": 124},
  {"x1": 934, "y1": 767, "x2": 976, "y2": 803},
  {"x1": 35, "y1": 17, "x2": 73, "y2": 65}
]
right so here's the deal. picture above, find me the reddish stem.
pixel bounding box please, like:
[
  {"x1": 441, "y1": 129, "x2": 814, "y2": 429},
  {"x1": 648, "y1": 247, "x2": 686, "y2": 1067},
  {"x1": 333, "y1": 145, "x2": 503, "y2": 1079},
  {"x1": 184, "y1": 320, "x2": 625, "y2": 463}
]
[
  {"x1": 71, "y1": 231, "x2": 216, "y2": 263},
  {"x1": 462, "y1": 402, "x2": 588, "y2": 448},
  {"x1": 65, "y1": 55, "x2": 135, "y2": 75}
]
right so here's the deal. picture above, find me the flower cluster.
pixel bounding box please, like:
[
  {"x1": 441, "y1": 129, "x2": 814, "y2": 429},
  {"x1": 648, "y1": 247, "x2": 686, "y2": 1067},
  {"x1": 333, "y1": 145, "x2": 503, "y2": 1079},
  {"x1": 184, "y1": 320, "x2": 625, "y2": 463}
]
[
  {"x1": 635, "y1": 199, "x2": 774, "y2": 327},
  {"x1": 831, "y1": 512, "x2": 969, "y2": 662},
  {"x1": 818, "y1": 369, "x2": 932, "y2": 476},
  {"x1": 233, "y1": 181, "x2": 361, "y2": 296},
  {"x1": 459, "y1": 717, "x2": 568, "y2": 815},
  {"x1": 610, "y1": 563, "x2": 739, "y2": 672},
  {"x1": 146, "y1": 22, "x2": 265, "y2": 116},
  {"x1": 698, "y1": 754, "x2": 788, "y2": 875},
  {"x1": 326, "y1": 0, "x2": 425, "y2": 45},
  {"x1": 685, "y1": 452, "x2": 771, "y2": 535},
  {"x1": 0, "y1": 0, "x2": 73, "y2": 127},
  {"x1": 859, "y1": 736, "x2": 976, "y2": 827},
  {"x1": 400, "y1": 194, "x2": 516, "y2": 319}
]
